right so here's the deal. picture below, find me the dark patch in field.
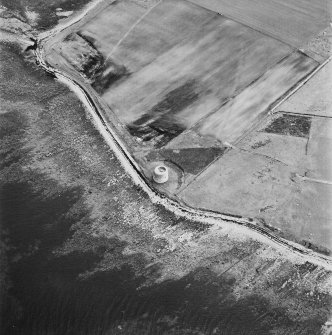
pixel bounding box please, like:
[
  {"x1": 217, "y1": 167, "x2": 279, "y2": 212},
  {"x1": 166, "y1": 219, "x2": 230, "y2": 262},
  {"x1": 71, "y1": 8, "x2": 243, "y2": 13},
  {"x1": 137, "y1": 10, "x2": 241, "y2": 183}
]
[
  {"x1": 263, "y1": 114, "x2": 311, "y2": 138},
  {"x1": 92, "y1": 60, "x2": 130, "y2": 94},
  {"x1": 81, "y1": 52, "x2": 103, "y2": 78},
  {"x1": 64, "y1": 33, "x2": 105, "y2": 80},
  {"x1": 251, "y1": 138, "x2": 271, "y2": 149},
  {"x1": 128, "y1": 81, "x2": 199, "y2": 148},
  {"x1": 67, "y1": 32, "x2": 130, "y2": 93},
  {"x1": 148, "y1": 147, "x2": 225, "y2": 175},
  {"x1": 76, "y1": 32, "x2": 104, "y2": 79}
]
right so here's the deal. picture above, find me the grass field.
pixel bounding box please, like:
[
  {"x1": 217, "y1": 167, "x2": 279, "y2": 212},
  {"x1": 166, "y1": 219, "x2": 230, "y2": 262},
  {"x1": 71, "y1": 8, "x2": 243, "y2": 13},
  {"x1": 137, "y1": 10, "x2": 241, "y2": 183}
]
[
  {"x1": 194, "y1": 52, "x2": 317, "y2": 143},
  {"x1": 58, "y1": 0, "x2": 318, "y2": 150},
  {"x1": 188, "y1": 0, "x2": 330, "y2": 48},
  {"x1": 179, "y1": 111, "x2": 332, "y2": 251},
  {"x1": 49, "y1": 0, "x2": 330, "y2": 249},
  {"x1": 75, "y1": 0, "x2": 305, "y2": 147}
]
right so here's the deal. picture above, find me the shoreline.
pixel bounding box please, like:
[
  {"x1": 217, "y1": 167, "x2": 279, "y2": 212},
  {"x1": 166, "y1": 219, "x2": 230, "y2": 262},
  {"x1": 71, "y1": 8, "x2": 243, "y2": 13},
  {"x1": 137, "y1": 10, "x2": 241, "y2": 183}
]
[{"x1": 32, "y1": 0, "x2": 332, "y2": 266}]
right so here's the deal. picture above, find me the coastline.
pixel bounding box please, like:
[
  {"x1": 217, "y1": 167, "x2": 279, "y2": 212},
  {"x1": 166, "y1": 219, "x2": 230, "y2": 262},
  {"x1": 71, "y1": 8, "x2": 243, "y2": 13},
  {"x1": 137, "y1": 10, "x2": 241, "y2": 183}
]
[{"x1": 34, "y1": 0, "x2": 332, "y2": 264}]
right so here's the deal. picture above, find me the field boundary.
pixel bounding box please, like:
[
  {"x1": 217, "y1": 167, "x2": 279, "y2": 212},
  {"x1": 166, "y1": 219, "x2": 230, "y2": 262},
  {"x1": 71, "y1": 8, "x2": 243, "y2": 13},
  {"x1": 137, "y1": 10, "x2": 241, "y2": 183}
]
[{"x1": 34, "y1": 0, "x2": 332, "y2": 268}]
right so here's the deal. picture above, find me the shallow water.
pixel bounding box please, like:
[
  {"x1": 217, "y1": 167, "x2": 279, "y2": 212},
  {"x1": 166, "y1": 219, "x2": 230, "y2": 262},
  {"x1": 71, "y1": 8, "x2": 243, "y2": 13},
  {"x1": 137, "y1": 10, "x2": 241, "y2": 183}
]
[
  {"x1": 1, "y1": 180, "x2": 282, "y2": 335},
  {"x1": 0, "y1": 42, "x2": 268, "y2": 335}
]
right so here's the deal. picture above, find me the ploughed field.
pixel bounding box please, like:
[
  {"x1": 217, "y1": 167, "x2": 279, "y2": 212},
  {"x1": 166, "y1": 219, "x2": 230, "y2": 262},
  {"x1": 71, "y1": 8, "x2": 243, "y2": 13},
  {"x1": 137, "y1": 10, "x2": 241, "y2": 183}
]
[
  {"x1": 55, "y1": 0, "x2": 318, "y2": 151},
  {"x1": 49, "y1": 0, "x2": 332, "y2": 253}
]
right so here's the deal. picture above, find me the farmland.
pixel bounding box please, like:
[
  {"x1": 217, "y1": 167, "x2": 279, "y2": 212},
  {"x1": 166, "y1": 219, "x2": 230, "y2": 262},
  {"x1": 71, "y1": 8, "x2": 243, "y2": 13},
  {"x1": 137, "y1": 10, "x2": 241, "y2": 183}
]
[
  {"x1": 54, "y1": 0, "x2": 319, "y2": 152},
  {"x1": 2, "y1": 0, "x2": 332, "y2": 333},
  {"x1": 188, "y1": 0, "x2": 330, "y2": 47},
  {"x1": 44, "y1": 0, "x2": 332, "y2": 252}
]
